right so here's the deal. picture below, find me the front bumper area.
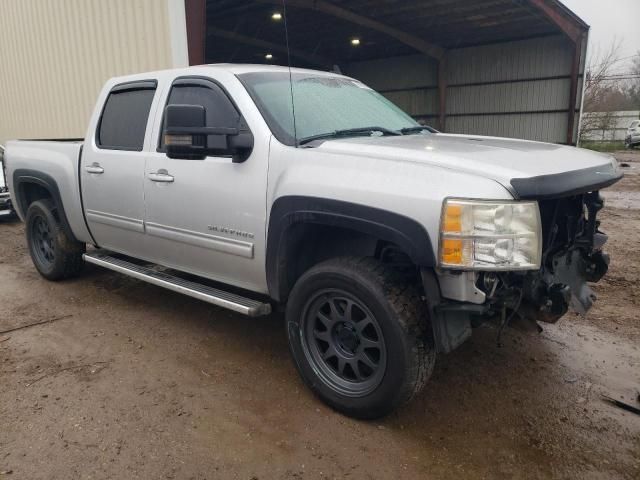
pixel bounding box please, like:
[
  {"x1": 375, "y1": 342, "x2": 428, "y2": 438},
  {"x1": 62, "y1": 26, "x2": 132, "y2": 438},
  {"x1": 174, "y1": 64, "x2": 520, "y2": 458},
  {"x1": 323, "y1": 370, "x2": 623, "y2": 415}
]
[{"x1": 427, "y1": 191, "x2": 615, "y2": 353}]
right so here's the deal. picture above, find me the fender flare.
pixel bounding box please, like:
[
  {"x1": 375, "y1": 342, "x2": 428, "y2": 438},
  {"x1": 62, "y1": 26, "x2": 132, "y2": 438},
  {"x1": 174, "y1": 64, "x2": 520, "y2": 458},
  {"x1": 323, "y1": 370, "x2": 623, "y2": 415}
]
[
  {"x1": 266, "y1": 196, "x2": 436, "y2": 301},
  {"x1": 12, "y1": 168, "x2": 78, "y2": 242}
]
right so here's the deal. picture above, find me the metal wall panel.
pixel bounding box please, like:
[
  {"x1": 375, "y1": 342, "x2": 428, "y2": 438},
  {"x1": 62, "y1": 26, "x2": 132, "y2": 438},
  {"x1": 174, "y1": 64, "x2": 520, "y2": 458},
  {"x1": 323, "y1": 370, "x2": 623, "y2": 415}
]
[
  {"x1": 385, "y1": 90, "x2": 439, "y2": 117},
  {"x1": 447, "y1": 78, "x2": 571, "y2": 114},
  {"x1": 447, "y1": 113, "x2": 569, "y2": 144},
  {"x1": 0, "y1": 0, "x2": 177, "y2": 144},
  {"x1": 345, "y1": 54, "x2": 439, "y2": 91},
  {"x1": 445, "y1": 35, "x2": 578, "y2": 142},
  {"x1": 346, "y1": 35, "x2": 583, "y2": 144},
  {"x1": 345, "y1": 54, "x2": 440, "y2": 123},
  {"x1": 446, "y1": 35, "x2": 574, "y2": 84}
]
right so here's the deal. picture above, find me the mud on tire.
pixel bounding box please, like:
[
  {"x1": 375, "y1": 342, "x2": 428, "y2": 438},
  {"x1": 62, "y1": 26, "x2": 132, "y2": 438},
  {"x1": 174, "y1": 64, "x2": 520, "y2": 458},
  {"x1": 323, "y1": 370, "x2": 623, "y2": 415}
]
[
  {"x1": 286, "y1": 256, "x2": 436, "y2": 419},
  {"x1": 25, "y1": 199, "x2": 85, "y2": 280}
]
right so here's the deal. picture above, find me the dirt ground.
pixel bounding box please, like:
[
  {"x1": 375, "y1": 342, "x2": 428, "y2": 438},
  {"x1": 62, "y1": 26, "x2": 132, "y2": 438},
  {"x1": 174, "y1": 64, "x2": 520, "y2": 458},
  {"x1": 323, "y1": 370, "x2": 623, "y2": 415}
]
[{"x1": 1, "y1": 152, "x2": 639, "y2": 480}]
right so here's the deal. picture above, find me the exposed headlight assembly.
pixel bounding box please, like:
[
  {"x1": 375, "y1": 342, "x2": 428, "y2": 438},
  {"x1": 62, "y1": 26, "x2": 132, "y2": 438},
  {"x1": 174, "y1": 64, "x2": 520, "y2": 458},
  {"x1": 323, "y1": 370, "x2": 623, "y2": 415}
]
[{"x1": 439, "y1": 199, "x2": 542, "y2": 270}]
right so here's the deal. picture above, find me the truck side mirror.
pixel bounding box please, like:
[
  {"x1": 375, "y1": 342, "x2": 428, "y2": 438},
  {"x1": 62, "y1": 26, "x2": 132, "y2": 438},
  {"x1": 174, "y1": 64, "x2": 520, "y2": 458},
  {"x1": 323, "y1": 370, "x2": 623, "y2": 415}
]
[
  {"x1": 164, "y1": 104, "x2": 253, "y2": 162},
  {"x1": 164, "y1": 104, "x2": 207, "y2": 160}
]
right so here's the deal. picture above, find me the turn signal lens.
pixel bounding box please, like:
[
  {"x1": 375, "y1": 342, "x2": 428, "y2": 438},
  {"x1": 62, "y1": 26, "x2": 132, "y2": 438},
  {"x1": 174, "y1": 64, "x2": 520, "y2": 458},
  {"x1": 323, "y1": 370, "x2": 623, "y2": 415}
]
[
  {"x1": 441, "y1": 238, "x2": 463, "y2": 265},
  {"x1": 443, "y1": 204, "x2": 462, "y2": 233},
  {"x1": 164, "y1": 134, "x2": 193, "y2": 146}
]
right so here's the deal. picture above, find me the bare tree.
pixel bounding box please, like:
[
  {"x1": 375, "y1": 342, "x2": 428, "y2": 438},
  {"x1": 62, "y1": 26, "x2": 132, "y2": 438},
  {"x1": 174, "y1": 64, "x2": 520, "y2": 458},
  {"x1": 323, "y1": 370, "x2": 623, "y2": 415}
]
[
  {"x1": 626, "y1": 51, "x2": 640, "y2": 107},
  {"x1": 579, "y1": 42, "x2": 623, "y2": 143}
]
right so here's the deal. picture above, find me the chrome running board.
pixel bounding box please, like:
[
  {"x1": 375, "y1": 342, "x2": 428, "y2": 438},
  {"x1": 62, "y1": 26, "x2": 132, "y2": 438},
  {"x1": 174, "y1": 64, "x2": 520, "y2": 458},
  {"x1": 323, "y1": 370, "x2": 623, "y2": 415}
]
[{"x1": 83, "y1": 250, "x2": 271, "y2": 317}]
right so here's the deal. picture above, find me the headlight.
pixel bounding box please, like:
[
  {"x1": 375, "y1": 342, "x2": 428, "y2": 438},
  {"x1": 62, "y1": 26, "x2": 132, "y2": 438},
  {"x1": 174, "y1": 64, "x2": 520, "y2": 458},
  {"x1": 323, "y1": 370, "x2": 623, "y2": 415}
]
[{"x1": 439, "y1": 198, "x2": 542, "y2": 270}]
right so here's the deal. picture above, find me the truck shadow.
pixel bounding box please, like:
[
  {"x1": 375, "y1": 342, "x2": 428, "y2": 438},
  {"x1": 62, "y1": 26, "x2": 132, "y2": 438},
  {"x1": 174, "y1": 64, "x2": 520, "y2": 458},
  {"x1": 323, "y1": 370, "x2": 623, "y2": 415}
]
[
  {"x1": 84, "y1": 262, "x2": 568, "y2": 426},
  {"x1": 67, "y1": 264, "x2": 632, "y2": 476}
]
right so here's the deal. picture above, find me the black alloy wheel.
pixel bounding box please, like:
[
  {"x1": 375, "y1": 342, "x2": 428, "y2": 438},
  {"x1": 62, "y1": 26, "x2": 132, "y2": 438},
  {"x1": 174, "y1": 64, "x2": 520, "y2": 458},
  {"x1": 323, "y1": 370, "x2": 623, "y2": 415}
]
[
  {"x1": 30, "y1": 213, "x2": 56, "y2": 268},
  {"x1": 25, "y1": 199, "x2": 85, "y2": 280},
  {"x1": 302, "y1": 290, "x2": 387, "y2": 397},
  {"x1": 286, "y1": 257, "x2": 436, "y2": 419}
]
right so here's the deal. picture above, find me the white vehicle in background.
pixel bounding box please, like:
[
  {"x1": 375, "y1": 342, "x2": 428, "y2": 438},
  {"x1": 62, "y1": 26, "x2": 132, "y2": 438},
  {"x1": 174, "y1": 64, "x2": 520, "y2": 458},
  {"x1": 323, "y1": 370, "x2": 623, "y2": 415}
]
[
  {"x1": 0, "y1": 145, "x2": 15, "y2": 217},
  {"x1": 625, "y1": 120, "x2": 640, "y2": 149}
]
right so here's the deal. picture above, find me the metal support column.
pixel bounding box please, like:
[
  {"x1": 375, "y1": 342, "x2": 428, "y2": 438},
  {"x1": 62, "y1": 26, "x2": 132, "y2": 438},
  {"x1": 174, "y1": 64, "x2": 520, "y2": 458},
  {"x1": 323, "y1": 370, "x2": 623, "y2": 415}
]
[
  {"x1": 567, "y1": 35, "x2": 583, "y2": 145},
  {"x1": 185, "y1": 0, "x2": 206, "y2": 66},
  {"x1": 438, "y1": 55, "x2": 447, "y2": 132}
]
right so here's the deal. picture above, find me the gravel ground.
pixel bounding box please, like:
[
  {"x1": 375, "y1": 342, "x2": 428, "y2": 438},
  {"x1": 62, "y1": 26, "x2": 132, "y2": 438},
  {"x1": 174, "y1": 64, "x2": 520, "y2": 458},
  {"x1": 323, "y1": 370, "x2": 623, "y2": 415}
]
[{"x1": 0, "y1": 151, "x2": 639, "y2": 480}]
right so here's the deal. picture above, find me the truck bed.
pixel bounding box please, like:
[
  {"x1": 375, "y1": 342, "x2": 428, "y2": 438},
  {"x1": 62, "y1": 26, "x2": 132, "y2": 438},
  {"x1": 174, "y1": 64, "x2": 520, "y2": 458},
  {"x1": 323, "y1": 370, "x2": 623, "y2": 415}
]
[{"x1": 5, "y1": 139, "x2": 93, "y2": 242}]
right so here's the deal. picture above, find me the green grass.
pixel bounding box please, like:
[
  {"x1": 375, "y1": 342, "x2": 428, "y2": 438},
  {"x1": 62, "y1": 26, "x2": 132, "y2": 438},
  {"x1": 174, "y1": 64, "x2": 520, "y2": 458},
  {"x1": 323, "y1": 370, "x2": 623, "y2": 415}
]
[{"x1": 579, "y1": 141, "x2": 626, "y2": 152}]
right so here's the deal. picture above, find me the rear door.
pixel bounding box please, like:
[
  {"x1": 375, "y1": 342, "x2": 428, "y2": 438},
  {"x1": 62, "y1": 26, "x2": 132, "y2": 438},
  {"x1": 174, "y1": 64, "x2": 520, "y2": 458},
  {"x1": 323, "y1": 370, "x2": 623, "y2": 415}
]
[{"x1": 81, "y1": 80, "x2": 158, "y2": 257}]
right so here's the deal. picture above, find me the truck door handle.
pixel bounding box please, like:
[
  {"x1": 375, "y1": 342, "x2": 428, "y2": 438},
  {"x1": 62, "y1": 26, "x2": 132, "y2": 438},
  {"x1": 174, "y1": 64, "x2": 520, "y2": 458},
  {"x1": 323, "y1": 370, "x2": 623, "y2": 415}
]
[
  {"x1": 148, "y1": 170, "x2": 174, "y2": 183},
  {"x1": 85, "y1": 163, "x2": 104, "y2": 174}
]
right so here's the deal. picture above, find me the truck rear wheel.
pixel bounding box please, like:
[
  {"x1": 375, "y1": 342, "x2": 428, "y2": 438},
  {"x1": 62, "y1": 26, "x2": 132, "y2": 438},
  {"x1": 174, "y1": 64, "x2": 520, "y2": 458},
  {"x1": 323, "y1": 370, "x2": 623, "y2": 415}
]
[
  {"x1": 285, "y1": 257, "x2": 435, "y2": 419},
  {"x1": 25, "y1": 199, "x2": 85, "y2": 280}
]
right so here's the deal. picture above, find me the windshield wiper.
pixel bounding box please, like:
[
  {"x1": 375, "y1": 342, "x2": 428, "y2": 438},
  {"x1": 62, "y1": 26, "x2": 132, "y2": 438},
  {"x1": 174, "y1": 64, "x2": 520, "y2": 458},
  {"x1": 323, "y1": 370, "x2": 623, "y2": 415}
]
[
  {"x1": 400, "y1": 125, "x2": 438, "y2": 135},
  {"x1": 298, "y1": 126, "x2": 401, "y2": 146}
]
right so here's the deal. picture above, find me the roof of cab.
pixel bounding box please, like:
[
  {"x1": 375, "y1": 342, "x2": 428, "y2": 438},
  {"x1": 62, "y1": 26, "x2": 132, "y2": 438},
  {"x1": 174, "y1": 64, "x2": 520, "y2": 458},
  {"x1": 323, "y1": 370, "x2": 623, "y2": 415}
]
[
  {"x1": 107, "y1": 63, "x2": 345, "y2": 85},
  {"x1": 205, "y1": 63, "x2": 340, "y2": 76}
]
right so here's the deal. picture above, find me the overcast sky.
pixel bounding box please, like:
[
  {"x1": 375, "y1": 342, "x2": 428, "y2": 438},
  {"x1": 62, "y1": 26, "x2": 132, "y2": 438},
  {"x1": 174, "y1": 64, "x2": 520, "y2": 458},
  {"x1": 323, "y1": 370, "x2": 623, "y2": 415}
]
[{"x1": 559, "y1": 0, "x2": 640, "y2": 72}]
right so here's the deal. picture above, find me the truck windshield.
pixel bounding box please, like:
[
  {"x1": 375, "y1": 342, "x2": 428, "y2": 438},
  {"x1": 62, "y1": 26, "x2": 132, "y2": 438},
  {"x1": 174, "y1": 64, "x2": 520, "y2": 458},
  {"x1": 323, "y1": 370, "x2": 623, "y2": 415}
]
[{"x1": 237, "y1": 72, "x2": 422, "y2": 146}]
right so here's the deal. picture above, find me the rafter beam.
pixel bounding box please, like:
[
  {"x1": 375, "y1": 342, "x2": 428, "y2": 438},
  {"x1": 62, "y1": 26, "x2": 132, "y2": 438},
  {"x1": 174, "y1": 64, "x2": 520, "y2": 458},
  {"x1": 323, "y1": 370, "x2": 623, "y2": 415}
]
[
  {"x1": 258, "y1": 0, "x2": 445, "y2": 61},
  {"x1": 207, "y1": 27, "x2": 332, "y2": 68},
  {"x1": 528, "y1": 0, "x2": 585, "y2": 43}
]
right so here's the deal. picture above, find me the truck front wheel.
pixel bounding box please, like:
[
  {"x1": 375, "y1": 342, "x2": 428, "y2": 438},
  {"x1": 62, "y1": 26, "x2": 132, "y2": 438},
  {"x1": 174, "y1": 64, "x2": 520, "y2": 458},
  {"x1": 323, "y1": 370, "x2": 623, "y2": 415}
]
[
  {"x1": 286, "y1": 257, "x2": 435, "y2": 419},
  {"x1": 25, "y1": 199, "x2": 85, "y2": 280}
]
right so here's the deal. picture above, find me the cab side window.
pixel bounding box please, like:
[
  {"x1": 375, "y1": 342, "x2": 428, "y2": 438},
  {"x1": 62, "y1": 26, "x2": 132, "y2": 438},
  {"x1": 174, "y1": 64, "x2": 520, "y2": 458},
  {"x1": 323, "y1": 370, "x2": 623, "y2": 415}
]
[
  {"x1": 97, "y1": 81, "x2": 157, "y2": 151},
  {"x1": 159, "y1": 79, "x2": 243, "y2": 152}
]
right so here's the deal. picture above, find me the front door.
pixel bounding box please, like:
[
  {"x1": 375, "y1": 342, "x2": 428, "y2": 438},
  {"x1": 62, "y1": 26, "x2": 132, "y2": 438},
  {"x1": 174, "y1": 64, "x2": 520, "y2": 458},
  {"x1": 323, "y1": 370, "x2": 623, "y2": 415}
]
[
  {"x1": 81, "y1": 80, "x2": 157, "y2": 257},
  {"x1": 143, "y1": 76, "x2": 269, "y2": 293}
]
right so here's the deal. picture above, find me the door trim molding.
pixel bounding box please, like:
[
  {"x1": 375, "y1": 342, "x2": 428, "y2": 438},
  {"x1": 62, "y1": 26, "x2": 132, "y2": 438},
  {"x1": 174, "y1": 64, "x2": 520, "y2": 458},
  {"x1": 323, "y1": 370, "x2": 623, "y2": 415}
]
[
  {"x1": 146, "y1": 221, "x2": 254, "y2": 258},
  {"x1": 85, "y1": 209, "x2": 145, "y2": 233}
]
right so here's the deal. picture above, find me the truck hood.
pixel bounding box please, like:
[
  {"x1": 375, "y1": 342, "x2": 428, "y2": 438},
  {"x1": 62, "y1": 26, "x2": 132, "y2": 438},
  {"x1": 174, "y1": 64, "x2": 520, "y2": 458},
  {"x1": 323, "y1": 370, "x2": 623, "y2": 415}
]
[{"x1": 313, "y1": 133, "x2": 622, "y2": 199}]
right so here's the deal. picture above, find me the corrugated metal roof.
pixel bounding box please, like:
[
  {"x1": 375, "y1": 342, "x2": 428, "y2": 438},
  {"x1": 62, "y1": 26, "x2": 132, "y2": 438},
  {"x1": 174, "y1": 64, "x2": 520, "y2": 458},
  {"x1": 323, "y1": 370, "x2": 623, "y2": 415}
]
[{"x1": 205, "y1": 0, "x2": 587, "y2": 66}]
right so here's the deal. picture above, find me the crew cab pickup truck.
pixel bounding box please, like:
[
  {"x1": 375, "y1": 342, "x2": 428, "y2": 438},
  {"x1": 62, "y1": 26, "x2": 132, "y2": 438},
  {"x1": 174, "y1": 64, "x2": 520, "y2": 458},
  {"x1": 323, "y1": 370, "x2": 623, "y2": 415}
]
[{"x1": 5, "y1": 65, "x2": 622, "y2": 419}]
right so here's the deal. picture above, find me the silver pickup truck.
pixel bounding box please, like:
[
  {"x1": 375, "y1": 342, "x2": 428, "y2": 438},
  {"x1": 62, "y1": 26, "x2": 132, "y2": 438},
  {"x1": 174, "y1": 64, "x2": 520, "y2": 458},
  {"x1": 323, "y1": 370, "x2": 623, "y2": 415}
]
[{"x1": 5, "y1": 64, "x2": 622, "y2": 418}]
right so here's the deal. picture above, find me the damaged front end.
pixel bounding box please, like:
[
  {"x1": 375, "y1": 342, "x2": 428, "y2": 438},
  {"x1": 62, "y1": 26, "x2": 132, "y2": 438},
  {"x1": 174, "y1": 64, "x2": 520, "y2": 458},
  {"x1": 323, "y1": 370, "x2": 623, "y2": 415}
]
[
  {"x1": 524, "y1": 192, "x2": 610, "y2": 320},
  {"x1": 478, "y1": 191, "x2": 611, "y2": 326},
  {"x1": 429, "y1": 185, "x2": 620, "y2": 353},
  {"x1": 425, "y1": 157, "x2": 623, "y2": 353}
]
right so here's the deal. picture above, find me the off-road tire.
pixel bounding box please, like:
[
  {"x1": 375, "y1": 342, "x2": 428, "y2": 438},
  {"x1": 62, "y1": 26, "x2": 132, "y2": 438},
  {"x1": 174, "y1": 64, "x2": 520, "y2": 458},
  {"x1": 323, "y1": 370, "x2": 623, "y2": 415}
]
[
  {"x1": 286, "y1": 256, "x2": 435, "y2": 419},
  {"x1": 25, "y1": 199, "x2": 85, "y2": 280}
]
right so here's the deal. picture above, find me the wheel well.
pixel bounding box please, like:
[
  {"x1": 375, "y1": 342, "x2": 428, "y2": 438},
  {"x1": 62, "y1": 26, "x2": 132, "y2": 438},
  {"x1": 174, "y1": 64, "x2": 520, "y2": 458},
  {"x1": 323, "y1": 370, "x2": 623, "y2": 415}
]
[
  {"x1": 275, "y1": 223, "x2": 419, "y2": 301},
  {"x1": 15, "y1": 178, "x2": 77, "y2": 242},
  {"x1": 266, "y1": 196, "x2": 436, "y2": 301},
  {"x1": 19, "y1": 182, "x2": 53, "y2": 211}
]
